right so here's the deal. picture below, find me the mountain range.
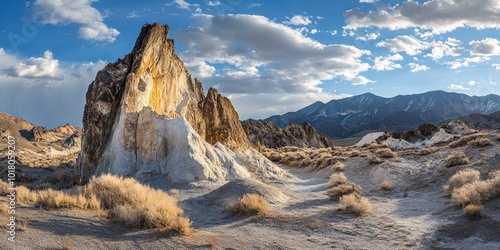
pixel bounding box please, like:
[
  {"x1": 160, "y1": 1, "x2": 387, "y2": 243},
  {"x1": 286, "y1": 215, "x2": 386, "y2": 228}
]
[{"x1": 265, "y1": 91, "x2": 500, "y2": 139}]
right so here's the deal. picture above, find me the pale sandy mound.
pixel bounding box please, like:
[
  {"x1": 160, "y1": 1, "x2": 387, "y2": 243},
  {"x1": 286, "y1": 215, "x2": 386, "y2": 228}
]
[{"x1": 201, "y1": 178, "x2": 289, "y2": 206}]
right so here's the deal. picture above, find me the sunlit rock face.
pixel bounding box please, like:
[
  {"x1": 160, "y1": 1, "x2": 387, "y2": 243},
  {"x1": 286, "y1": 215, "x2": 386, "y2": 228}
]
[{"x1": 77, "y1": 23, "x2": 251, "y2": 182}]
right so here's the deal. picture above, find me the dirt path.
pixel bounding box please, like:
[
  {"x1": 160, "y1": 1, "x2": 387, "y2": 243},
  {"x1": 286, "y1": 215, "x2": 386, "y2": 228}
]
[{"x1": 4, "y1": 159, "x2": 500, "y2": 249}]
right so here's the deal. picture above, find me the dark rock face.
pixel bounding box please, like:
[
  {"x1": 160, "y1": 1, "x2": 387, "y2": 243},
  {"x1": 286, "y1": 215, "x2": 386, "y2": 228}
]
[
  {"x1": 27, "y1": 126, "x2": 50, "y2": 141},
  {"x1": 77, "y1": 23, "x2": 250, "y2": 178},
  {"x1": 202, "y1": 88, "x2": 250, "y2": 152},
  {"x1": 242, "y1": 119, "x2": 333, "y2": 148},
  {"x1": 391, "y1": 123, "x2": 439, "y2": 143}
]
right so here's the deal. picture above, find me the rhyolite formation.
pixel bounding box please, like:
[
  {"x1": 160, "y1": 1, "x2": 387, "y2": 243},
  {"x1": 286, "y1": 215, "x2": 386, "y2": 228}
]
[
  {"x1": 77, "y1": 23, "x2": 254, "y2": 182},
  {"x1": 242, "y1": 119, "x2": 333, "y2": 148}
]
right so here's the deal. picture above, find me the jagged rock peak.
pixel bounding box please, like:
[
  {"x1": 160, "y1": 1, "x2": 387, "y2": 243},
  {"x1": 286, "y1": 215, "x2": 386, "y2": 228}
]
[
  {"x1": 242, "y1": 119, "x2": 333, "y2": 149},
  {"x1": 77, "y1": 22, "x2": 250, "y2": 179}
]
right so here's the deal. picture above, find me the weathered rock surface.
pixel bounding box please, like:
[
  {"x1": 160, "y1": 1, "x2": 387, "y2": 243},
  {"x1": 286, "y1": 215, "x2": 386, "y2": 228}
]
[
  {"x1": 242, "y1": 119, "x2": 333, "y2": 148},
  {"x1": 0, "y1": 112, "x2": 81, "y2": 167},
  {"x1": 77, "y1": 23, "x2": 256, "y2": 182}
]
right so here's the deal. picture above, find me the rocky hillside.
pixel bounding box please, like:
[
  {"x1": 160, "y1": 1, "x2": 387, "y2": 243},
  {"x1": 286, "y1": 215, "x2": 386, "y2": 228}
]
[
  {"x1": 265, "y1": 91, "x2": 500, "y2": 139},
  {"x1": 457, "y1": 110, "x2": 500, "y2": 130},
  {"x1": 77, "y1": 23, "x2": 287, "y2": 183},
  {"x1": 0, "y1": 112, "x2": 81, "y2": 167},
  {"x1": 242, "y1": 119, "x2": 333, "y2": 148}
]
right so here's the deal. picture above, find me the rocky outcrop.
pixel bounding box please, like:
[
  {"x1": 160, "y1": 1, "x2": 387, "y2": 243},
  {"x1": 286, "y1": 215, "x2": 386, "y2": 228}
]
[
  {"x1": 202, "y1": 88, "x2": 249, "y2": 152},
  {"x1": 242, "y1": 119, "x2": 333, "y2": 148},
  {"x1": 77, "y1": 23, "x2": 252, "y2": 181},
  {"x1": 0, "y1": 112, "x2": 81, "y2": 168}
]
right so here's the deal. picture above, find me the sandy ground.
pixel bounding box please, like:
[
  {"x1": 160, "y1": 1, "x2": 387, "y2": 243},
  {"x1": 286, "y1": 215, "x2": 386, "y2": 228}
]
[{"x1": 2, "y1": 143, "x2": 500, "y2": 250}]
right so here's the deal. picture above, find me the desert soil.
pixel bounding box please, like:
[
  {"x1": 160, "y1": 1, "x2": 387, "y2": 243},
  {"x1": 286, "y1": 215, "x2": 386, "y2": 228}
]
[{"x1": 2, "y1": 153, "x2": 500, "y2": 250}]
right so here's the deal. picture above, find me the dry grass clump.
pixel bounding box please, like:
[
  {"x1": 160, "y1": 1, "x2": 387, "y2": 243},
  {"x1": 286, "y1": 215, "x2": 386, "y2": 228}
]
[
  {"x1": 332, "y1": 162, "x2": 345, "y2": 171},
  {"x1": 169, "y1": 189, "x2": 180, "y2": 196},
  {"x1": 206, "y1": 235, "x2": 219, "y2": 249},
  {"x1": 375, "y1": 148, "x2": 397, "y2": 158},
  {"x1": 18, "y1": 217, "x2": 31, "y2": 232},
  {"x1": 17, "y1": 186, "x2": 37, "y2": 204},
  {"x1": 327, "y1": 183, "x2": 363, "y2": 201},
  {"x1": 0, "y1": 180, "x2": 11, "y2": 195},
  {"x1": 328, "y1": 173, "x2": 348, "y2": 187},
  {"x1": 327, "y1": 173, "x2": 362, "y2": 201},
  {"x1": 62, "y1": 234, "x2": 75, "y2": 250},
  {"x1": 225, "y1": 194, "x2": 270, "y2": 216},
  {"x1": 369, "y1": 156, "x2": 384, "y2": 165},
  {"x1": 448, "y1": 134, "x2": 485, "y2": 148},
  {"x1": 451, "y1": 171, "x2": 500, "y2": 207},
  {"x1": 36, "y1": 189, "x2": 100, "y2": 210},
  {"x1": 263, "y1": 147, "x2": 348, "y2": 171},
  {"x1": 443, "y1": 152, "x2": 470, "y2": 168},
  {"x1": 8, "y1": 174, "x2": 192, "y2": 235},
  {"x1": 463, "y1": 204, "x2": 483, "y2": 218},
  {"x1": 338, "y1": 193, "x2": 372, "y2": 217},
  {"x1": 82, "y1": 174, "x2": 191, "y2": 234},
  {"x1": 0, "y1": 202, "x2": 9, "y2": 214},
  {"x1": 380, "y1": 180, "x2": 392, "y2": 191},
  {"x1": 443, "y1": 168, "x2": 480, "y2": 194},
  {"x1": 467, "y1": 138, "x2": 493, "y2": 148}
]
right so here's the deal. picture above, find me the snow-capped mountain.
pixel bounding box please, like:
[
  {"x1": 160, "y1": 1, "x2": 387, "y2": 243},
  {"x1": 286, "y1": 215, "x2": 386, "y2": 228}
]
[{"x1": 265, "y1": 91, "x2": 500, "y2": 139}]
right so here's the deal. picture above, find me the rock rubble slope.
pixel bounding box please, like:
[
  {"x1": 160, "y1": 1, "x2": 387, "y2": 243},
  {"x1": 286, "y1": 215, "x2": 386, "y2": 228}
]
[{"x1": 242, "y1": 119, "x2": 333, "y2": 148}]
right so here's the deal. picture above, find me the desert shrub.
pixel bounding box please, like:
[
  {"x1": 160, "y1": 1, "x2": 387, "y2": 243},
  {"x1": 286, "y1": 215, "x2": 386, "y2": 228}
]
[
  {"x1": 326, "y1": 183, "x2": 363, "y2": 201},
  {"x1": 17, "y1": 186, "x2": 37, "y2": 204},
  {"x1": 18, "y1": 217, "x2": 31, "y2": 232},
  {"x1": 0, "y1": 202, "x2": 8, "y2": 214},
  {"x1": 347, "y1": 149, "x2": 361, "y2": 157},
  {"x1": 169, "y1": 189, "x2": 180, "y2": 196},
  {"x1": 376, "y1": 148, "x2": 397, "y2": 158},
  {"x1": 369, "y1": 156, "x2": 384, "y2": 164},
  {"x1": 206, "y1": 235, "x2": 218, "y2": 249},
  {"x1": 225, "y1": 194, "x2": 270, "y2": 216},
  {"x1": 467, "y1": 138, "x2": 493, "y2": 147},
  {"x1": 463, "y1": 204, "x2": 483, "y2": 218},
  {"x1": 443, "y1": 169, "x2": 480, "y2": 194},
  {"x1": 328, "y1": 173, "x2": 348, "y2": 187},
  {"x1": 380, "y1": 180, "x2": 392, "y2": 191},
  {"x1": 17, "y1": 174, "x2": 191, "y2": 235},
  {"x1": 36, "y1": 189, "x2": 91, "y2": 210},
  {"x1": 443, "y1": 152, "x2": 470, "y2": 168},
  {"x1": 451, "y1": 174, "x2": 500, "y2": 207},
  {"x1": 338, "y1": 193, "x2": 372, "y2": 217},
  {"x1": 332, "y1": 162, "x2": 345, "y2": 171},
  {"x1": 82, "y1": 174, "x2": 191, "y2": 234},
  {"x1": 62, "y1": 234, "x2": 75, "y2": 250},
  {"x1": 0, "y1": 180, "x2": 11, "y2": 195}
]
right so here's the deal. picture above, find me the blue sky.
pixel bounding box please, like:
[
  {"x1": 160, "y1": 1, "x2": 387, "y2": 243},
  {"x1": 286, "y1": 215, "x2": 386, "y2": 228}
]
[{"x1": 0, "y1": 0, "x2": 499, "y2": 128}]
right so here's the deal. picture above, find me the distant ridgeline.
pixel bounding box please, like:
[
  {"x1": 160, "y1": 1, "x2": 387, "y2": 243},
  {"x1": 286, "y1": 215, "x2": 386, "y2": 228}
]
[{"x1": 264, "y1": 91, "x2": 500, "y2": 139}]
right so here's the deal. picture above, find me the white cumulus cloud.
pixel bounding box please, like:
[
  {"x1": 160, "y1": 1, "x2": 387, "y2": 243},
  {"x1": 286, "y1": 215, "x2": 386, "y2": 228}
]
[
  {"x1": 470, "y1": 38, "x2": 500, "y2": 56},
  {"x1": 4, "y1": 50, "x2": 63, "y2": 80},
  {"x1": 444, "y1": 57, "x2": 490, "y2": 69},
  {"x1": 345, "y1": 0, "x2": 500, "y2": 35},
  {"x1": 175, "y1": 14, "x2": 370, "y2": 119},
  {"x1": 0, "y1": 48, "x2": 107, "y2": 127},
  {"x1": 284, "y1": 15, "x2": 312, "y2": 26},
  {"x1": 408, "y1": 63, "x2": 430, "y2": 72},
  {"x1": 373, "y1": 54, "x2": 403, "y2": 71},
  {"x1": 376, "y1": 35, "x2": 429, "y2": 56},
  {"x1": 32, "y1": 0, "x2": 119, "y2": 42}
]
